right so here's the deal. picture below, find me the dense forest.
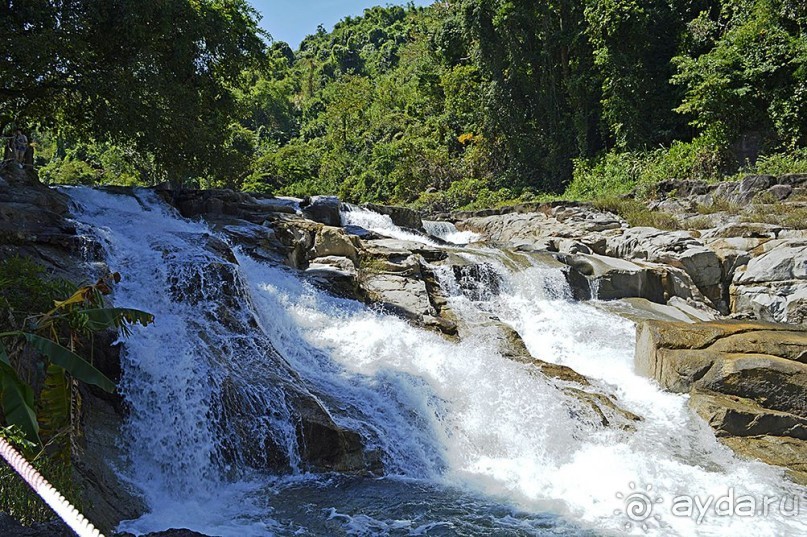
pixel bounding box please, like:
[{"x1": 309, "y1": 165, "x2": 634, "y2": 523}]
[{"x1": 4, "y1": 0, "x2": 807, "y2": 210}]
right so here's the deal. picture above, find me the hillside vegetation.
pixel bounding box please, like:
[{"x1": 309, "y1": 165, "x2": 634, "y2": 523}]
[{"x1": 6, "y1": 0, "x2": 807, "y2": 210}]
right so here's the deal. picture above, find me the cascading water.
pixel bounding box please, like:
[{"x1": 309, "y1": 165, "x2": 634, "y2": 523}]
[
  {"x1": 63, "y1": 188, "x2": 806, "y2": 536},
  {"x1": 422, "y1": 220, "x2": 482, "y2": 245},
  {"x1": 340, "y1": 204, "x2": 436, "y2": 245}
]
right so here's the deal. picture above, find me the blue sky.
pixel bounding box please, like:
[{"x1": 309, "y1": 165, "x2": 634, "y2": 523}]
[{"x1": 250, "y1": 1, "x2": 434, "y2": 49}]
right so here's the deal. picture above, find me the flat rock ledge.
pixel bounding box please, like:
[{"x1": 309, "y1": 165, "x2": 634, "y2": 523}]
[{"x1": 635, "y1": 319, "x2": 807, "y2": 485}]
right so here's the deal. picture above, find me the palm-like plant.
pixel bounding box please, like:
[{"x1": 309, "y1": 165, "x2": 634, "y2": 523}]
[{"x1": 0, "y1": 272, "x2": 153, "y2": 445}]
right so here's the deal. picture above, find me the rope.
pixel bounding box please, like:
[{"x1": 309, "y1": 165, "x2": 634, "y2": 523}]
[{"x1": 0, "y1": 437, "x2": 105, "y2": 537}]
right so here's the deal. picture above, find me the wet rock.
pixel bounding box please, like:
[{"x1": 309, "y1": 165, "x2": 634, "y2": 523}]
[
  {"x1": 301, "y1": 195, "x2": 341, "y2": 226},
  {"x1": 719, "y1": 435, "x2": 807, "y2": 486},
  {"x1": 483, "y1": 320, "x2": 641, "y2": 431},
  {"x1": 305, "y1": 256, "x2": 361, "y2": 299},
  {"x1": 689, "y1": 388, "x2": 807, "y2": 440},
  {"x1": 363, "y1": 238, "x2": 447, "y2": 263},
  {"x1": 365, "y1": 203, "x2": 424, "y2": 231},
  {"x1": 634, "y1": 319, "x2": 807, "y2": 482},
  {"x1": 360, "y1": 273, "x2": 435, "y2": 320},
  {"x1": 594, "y1": 297, "x2": 715, "y2": 324},
  {"x1": 292, "y1": 394, "x2": 382, "y2": 474},
  {"x1": 0, "y1": 514, "x2": 73, "y2": 537},
  {"x1": 117, "y1": 530, "x2": 213, "y2": 537},
  {"x1": 565, "y1": 254, "x2": 666, "y2": 303},
  {"x1": 74, "y1": 383, "x2": 148, "y2": 533},
  {"x1": 451, "y1": 263, "x2": 502, "y2": 301},
  {"x1": 218, "y1": 221, "x2": 288, "y2": 265}
]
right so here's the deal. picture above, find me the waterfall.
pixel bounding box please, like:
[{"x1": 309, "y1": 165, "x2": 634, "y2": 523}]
[
  {"x1": 63, "y1": 189, "x2": 806, "y2": 536},
  {"x1": 423, "y1": 220, "x2": 482, "y2": 245},
  {"x1": 340, "y1": 204, "x2": 435, "y2": 244}
]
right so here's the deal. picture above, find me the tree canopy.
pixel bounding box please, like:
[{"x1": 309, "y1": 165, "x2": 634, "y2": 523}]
[
  {"x1": 1, "y1": 0, "x2": 266, "y2": 181},
  {"x1": 5, "y1": 0, "x2": 806, "y2": 208}
]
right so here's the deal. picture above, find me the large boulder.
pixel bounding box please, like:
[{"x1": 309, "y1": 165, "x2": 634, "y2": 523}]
[
  {"x1": 457, "y1": 206, "x2": 622, "y2": 252},
  {"x1": 562, "y1": 254, "x2": 666, "y2": 302},
  {"x1": 365, "y1": 203, "x2": 424, "y2": 231},
  {"x1": 607, "y1": 227, "x2": 725, "y2": 311},
  {"x1": 464, "y1": 318, "x2": 642, "y2": 431},
  {"x1": 731, "y1": 241, "x2": 807, "y2": 324},
  {"x1": 301, "y1": 195, "x2": 341, "y2": 227},
  {"x1": 310, "y1": 226, "x2": 359, "y2": 262},
  {"x1": 634, "y1": 319, "x2": 807, "y2": 484},
  {"x1": 712, "y1": 175, "x2": 776, "y2": 204},
  {"x1": 0, "y1": 166, "x2": 87, "y2": 280}
]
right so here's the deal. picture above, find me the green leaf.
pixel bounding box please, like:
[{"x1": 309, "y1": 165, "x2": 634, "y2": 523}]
[
  {"x1": 80, "y1": 307, "x2": 154, "y2": 333},
  {"x1": 38, "y1": 364, "x2": 71, "y2": 460},
  {"x1": 0, "y1": 361, "x2": 40, "y2": 445},
  {"x1": 22, "y1": 334, "x2": 115, "y2": 393},
  {"x1": 0, "y1": 339, "x2": 9, "y2": 366}
]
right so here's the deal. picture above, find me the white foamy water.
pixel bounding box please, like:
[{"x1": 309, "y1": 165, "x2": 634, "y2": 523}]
[
  {"x1": 423, "y1": 220, "x2": 483, "y2": 245},
  {"x1": 340, "y1": 204, "x2": 438, "y2": 245},
  {"x1": 63, "y1": 189, "x2": 806, "y2": 536}
]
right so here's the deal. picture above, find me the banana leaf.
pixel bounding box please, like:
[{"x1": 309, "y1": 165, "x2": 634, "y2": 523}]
[
  {"x1": 0, "y1": 340, "x2": 40, "y2": 444},
  {"x1": 22, "y1": 334, "x2": 115, "y2": 393},
  {"x1": 80, "y1": 307, "x2": 154, "y2": 333}
]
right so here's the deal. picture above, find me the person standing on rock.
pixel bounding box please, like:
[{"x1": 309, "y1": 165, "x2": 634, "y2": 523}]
[{"x1": 13, "y1": 130, "x2": 28, "y2": 168}]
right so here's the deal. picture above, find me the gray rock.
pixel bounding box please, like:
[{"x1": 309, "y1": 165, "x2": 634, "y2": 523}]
[
  {"x1": 730, "y1": 242, "x2": 807, "y2": 323},
  {"x1": 311, "y1": 226, "x2": 359, "y2": 261},
  {"x1": 738, "y1": 175, "x2": 776, "y2": 202},
  {"x1": 607, "y1": 227, "x2": 725, "y2": 310},
  {"x1": 568, "y1": 254, "x2": 666, "y2": 302},
  {"x1": 360, "y1": 273, "x2": 435, "y2": 320},
  {"x1": 767, "y1": 184, "x2": 793, "y2": 200},
  {"x1": 734, "y1": 243, "x2": 807, "y2": 284},
  {"x1": 365, "y1": 203, "x2": 424, "y2": 231},
  {"x1": 301, "y1": 195, "x2": 341, "y2": 226}
]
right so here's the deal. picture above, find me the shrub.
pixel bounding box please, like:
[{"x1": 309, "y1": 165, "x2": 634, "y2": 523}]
[
  {"x1": 567, "y1": 152, "x2": 644, "y2": 200},
  {"x1": 743, "y1": 204, "x2": 807, "y2": 230},
  {"x1": 39, "y1": 159, "x2": 99, "y2": 185},
  {"x1": 735, "y1": 148, "x2": 807, "y2": 177},
  {"x1": 566, "y1": 134, "x2": 730, "y2": 201},
  {"x1": 412, "y1": 178, "x2": 517, "y2": 212}
]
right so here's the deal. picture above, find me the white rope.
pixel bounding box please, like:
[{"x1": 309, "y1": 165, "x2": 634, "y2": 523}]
[{"x1": 0, "y1": 437, "x2": 105, "y2": 537}]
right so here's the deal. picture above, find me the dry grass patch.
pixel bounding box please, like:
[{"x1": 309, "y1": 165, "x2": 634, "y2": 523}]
[
  {"x1": 696, "y1": 196, "x2": 742, "y2": 215},
  {"x1": 592, "y1": 197, "x2": 681, "y2": 230}
]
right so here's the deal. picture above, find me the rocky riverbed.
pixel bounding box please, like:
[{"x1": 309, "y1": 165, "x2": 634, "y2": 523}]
[{"x1": 1, "y1": 166, "x2": 805, "y2": 535}]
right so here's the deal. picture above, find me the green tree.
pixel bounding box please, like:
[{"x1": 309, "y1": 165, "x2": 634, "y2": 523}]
[
  {"x1": 461, "y1": 0, "x2": 602, "y2": 191},
  {"x1": 584, "y1": 0, "x2": 699, "y2": 148},
  {"x1": 1, "y1": 0, "x2": 266, "y2": 183},
  {"x1": 673, "y1": 0, "x2": 807, "y2": 149}
]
